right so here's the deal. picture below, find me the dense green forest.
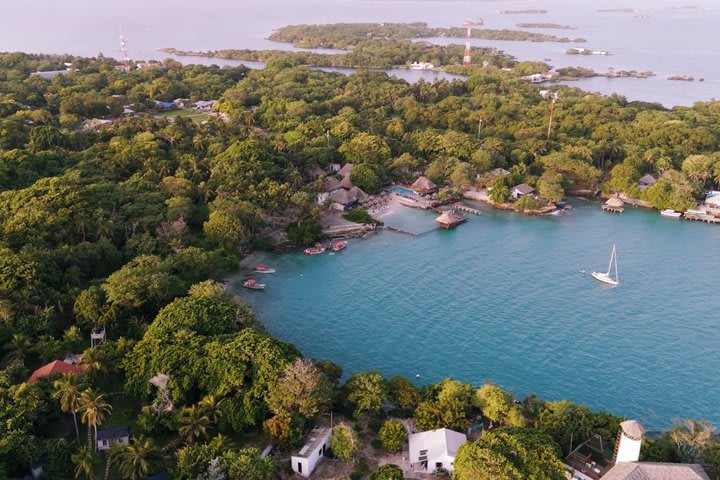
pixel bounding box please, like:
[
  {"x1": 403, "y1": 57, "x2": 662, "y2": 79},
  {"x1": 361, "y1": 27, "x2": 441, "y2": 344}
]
[{"x1": 1, "y1": 49, "x2": 720, "y2": 479}]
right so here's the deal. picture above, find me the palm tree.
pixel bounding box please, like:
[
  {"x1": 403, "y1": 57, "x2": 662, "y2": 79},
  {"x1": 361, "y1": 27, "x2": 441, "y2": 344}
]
[
  {"x1": 79, "y1": 389, "x2": 112, "y2": 451},
  {"x1": 71, "y1": 447, "x2": 97, "y2": 479},
  {"x1": 208, "y1": 433, "x2": 234, "y2": 453},
  {"x1": 199, "y1": 394, "x2": 223, "y2": 425},
  {"x1": 113, "y1": 435, "x2": 160, "y2": 480},
  {"x1": 54, "y1": 373, "x2": 87, "y2": 442},
  {"x1": 79, "y1": 348, "x2": 108, "y2": 382},
  {"x1": 178, "y1": 405, "x2": 211, "y2": 444},
  {"x1": 3, "y1": 333, "x2": 33, "y2": 366}
]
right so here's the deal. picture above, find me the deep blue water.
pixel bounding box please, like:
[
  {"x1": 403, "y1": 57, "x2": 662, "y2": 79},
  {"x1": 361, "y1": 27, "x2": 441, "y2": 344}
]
[{"x1": 231, "y1": 202, "x2": 720, "y2": 429}]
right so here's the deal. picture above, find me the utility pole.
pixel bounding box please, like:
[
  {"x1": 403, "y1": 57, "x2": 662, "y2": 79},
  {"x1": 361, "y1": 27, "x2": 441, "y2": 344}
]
[
  {"x1": 477, "y1": 117, "x2": 483, "y2": 139},
  {"x1": 547, "y1": 93, "x2": 558, "y2": 141}
]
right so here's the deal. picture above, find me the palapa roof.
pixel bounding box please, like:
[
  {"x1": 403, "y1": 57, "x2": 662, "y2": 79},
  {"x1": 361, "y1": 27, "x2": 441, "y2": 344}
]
[
  {"x1": 413, "y1": 176, "x2": 437, "y2": 190},
  {"x1": 27, "y1": 360, "x2": 83, "y2": 384},
  {"x1": 605, "y1": 197, "x2": 625, "y2": 208},
  {"x1": 339, "y1": 175, "x2": 354, "y2": 189},
  {"x1": 602, "y1": 462, "x2": 709, "y2": 480},
  {"x1": 329, "y1": 188, "x2": 353, "y2": 205},
  {"x1": 338, "y1": 163, "x2": 354, "y2": 177},
  {"x1": 512, "y1": 183, "x2": 536, "y2": 195},
  {"x1": 409, "y1": 428, "x2": 467, "y2": 463},
  {"x1": 436, "y1": 210, "x2": 464, "y2": 224},
  {"x1": 324, "y1": 176, "x2": 342, "y2": 192},
  {"x1": 490, "y1": 168, "x2": 511, "y2": 177},
  {"x1": 620, "y1": 420, "x2": 645, "y2": 440},
  {"x1": 638, "y1": 174, "x2": 657, "y2": 185},
  {"x1": 306, "y1": 165, "x2": 326, "y2": 178},
  {"x1": 348, "y1": 186, "x2": 369, "y2": 202}
]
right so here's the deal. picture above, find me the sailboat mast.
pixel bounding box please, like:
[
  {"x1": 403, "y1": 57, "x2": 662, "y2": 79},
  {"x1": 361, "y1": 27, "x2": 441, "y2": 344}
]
[
  {"x1": 614, "y1": 245, "x2": 619, "y2": 283},
  {"x1": 606, "y1": 244, "x2": 615, "y2": 275}
]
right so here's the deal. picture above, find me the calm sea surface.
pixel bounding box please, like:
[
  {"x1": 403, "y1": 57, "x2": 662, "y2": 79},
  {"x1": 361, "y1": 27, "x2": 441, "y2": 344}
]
[
  {"x1": 230, "y1": 202, "x2": 720, "y2": 429},
  {"x1": 2, "y1": 0, "x2": 719, "y2": 105}
]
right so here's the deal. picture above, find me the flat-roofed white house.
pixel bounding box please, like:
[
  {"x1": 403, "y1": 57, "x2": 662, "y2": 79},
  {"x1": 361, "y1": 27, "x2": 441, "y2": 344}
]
[
  {"x1": 408, "y1": 428, "x2": 467, "y2": 474},
  {"x1": 291, "y1": 426, "x2": 332, "y2": 477}
]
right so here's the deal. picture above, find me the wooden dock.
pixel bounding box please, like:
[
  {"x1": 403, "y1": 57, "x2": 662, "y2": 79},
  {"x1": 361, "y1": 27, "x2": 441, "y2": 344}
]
[
  {"x1": 685, "y1": 214, "x2": 720, "y2": 224},
  {"x1": 382, "y1": 225, "x2": 419, "y2": 236},
  {"x1": 452, "y1": 203, "x2": 483, "y2": 215},
  {"x1": 602, "y1": 204, "x2": 624, "y2": 213}
]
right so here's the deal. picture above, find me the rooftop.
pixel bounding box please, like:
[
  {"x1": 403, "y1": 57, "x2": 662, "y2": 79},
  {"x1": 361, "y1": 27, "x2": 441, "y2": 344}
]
[
  {"x1": 293, "y1": 426, "x2": 331, "y2": 459},
  {"x1": 408, "y1": 428, "x2": 467, "y2": 463},
  {"x1": 97, "y1": 425, "x2": 130, "y2": 441},
  {"x1": 27, "y1": 360, "x2": 83, "y2": 384},
  {"x1": 564, "y1": 435, "x2": 614, "y2": 480},
  {"x1": 512, "y1": 183, "x2": 536, "y2": 194},
  {"x1": 603, "y1": 462, "x2": 709, "y2": 480}
]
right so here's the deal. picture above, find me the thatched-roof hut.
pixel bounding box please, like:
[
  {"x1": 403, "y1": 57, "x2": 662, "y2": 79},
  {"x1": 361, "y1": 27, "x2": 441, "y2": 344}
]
[
  {"x1": 348, "y1": 186, "x2": 369, "y2": 203},
  {"x1": 436, "y1": 210, "x2": 467, "y2": 229},
  {"x1": 324, "y1": 176, "x2": 341, "y2": 192},
  {"x1": 602, "y1": 197, "x2": 625, "y2": 213},
  {"x1": 413, "y1": 176, "x2": 437, "y2": 193},
  {"x1": 339, "y1": 175, "x2": 354, "y2": 189},
  {"x1": 329, "y1": 189, "x2": 353, "y2": 205},
  {"x1": 338, "y1": 163, "x2": 354, "y2": 178}
]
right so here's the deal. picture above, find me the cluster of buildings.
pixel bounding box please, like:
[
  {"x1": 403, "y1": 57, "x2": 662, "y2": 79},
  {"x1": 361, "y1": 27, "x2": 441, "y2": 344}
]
[
  {"x1": 316, "y1": 163, "x2": 389, "y2": 211},
  {"x1": 290, "y1": 420, "x2": 710, "y2": 479}
]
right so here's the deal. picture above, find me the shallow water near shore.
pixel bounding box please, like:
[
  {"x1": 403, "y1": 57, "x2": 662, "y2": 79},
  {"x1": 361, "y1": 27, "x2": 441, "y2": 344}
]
[{"x1": 230, "y1": 202, "x2": 720, "y2": 429}]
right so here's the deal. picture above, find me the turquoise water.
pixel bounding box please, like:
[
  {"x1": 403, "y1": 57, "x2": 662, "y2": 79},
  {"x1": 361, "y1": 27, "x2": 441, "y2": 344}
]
[
  {"x1": 387, "y1": 186, "x2": 417, "y2": 196},
  {"x1": 230, "y1": 202, "x2": 720, "y2": 429}
]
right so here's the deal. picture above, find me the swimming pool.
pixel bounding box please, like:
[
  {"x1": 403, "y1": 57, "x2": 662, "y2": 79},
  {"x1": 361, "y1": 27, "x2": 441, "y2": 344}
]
[{"x1": 387, "y1": 185, "x2": 417, "y2": 196}]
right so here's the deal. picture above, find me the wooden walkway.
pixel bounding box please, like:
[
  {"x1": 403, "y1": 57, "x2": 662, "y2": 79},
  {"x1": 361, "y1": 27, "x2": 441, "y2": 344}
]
[
  {"x1": 383, "y1": 225, "x2": 419, "y2": 236},
  {"x1": 685, "y1": 214, "x2": 720, "y2": 224},
  {"x1": 451, "y1": 203, "x2": 483, "y2": 215}
]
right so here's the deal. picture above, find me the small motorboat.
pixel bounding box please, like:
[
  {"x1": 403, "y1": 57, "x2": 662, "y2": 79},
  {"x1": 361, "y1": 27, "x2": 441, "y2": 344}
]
[
  {"x1": 253, "y1": 265, "x2": 276, "y2": 274},
  {"x1": 242, "y1": 278, "x2": 265, "y2": 290},
  {"x1": 330, "y1": 240, "x2": 347, "y2": 252},
  {"x1": 660, "y1": 209, "x2": 682, "y2": 218},
  {"x1": 579, "y1": 269, "x2": 586, "y2": 275},
  {"x1": 304, "y1": 243, "x2": 326, "y2": 255}
]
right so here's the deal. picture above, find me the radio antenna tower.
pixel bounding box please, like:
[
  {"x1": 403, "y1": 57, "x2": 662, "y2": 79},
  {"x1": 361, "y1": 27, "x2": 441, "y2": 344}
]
[
  {"x1": 463, "y1": 22, "x2": 472, "y2": 66},
  {"x1": 119, "y1": 34, "x2": 130, "y2": 70}
]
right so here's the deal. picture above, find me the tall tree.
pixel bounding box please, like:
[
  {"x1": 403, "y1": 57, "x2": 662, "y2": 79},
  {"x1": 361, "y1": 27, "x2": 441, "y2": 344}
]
[
  {"x1": 179, "y1": 405, "x2": 212, "y2": 444},
  {"x1": 54, "y1": 373, "x2": 87, "y2": 442},
  {"x1": 113, "y1": 435, "x2": 161, "y2": 480},
  {"x1": 79, "y1": 389, "x2": 113, "y2": 450}
]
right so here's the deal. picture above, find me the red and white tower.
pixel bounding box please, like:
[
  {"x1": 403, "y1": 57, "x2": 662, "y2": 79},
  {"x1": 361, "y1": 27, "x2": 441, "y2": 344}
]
[{"x1": 463, "y1": 24, "x2": 472, "y2": 66}]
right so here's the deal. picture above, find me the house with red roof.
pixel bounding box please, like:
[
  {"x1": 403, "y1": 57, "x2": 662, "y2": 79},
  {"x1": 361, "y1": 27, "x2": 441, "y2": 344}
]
[{"x1": 27, "y1": 360, "x2": 83, "y2": 384}]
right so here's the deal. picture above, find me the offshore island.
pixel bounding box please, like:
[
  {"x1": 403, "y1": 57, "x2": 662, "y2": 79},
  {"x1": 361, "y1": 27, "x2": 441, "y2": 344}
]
[{"x1": 2, "y1": 17, "x2": 720, "y2": 480}]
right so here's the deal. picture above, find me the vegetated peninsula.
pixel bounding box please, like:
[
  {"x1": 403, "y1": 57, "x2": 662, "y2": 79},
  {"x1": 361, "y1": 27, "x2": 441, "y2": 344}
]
[
  {"x1": 3, "y1": 49, "x2": 720, "y2": 479},
  {"x1": 516, "y1": 22, "x2": 577, "y2": 29},
  {"x1": 597, "y1": 8, "x2": 638, "y2": 13},
  {"x1": 268, "y1": 22, "x2": 585, "y2": 49}
]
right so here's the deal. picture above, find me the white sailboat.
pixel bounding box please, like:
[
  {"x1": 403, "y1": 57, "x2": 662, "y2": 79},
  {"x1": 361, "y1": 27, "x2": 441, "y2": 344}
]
[{"x1": 592, "y1": 244, "x2": 619, "y2": 286}]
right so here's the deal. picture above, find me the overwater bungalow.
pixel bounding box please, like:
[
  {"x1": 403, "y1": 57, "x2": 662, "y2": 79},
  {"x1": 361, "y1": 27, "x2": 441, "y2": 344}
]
[
  {"x1": 602, "y1": 197, "x2": 625, "y2": 213},
  {"x1": 413, "y1": 176, "x2": 438, "y2": 193},
  {"x1": 436, "y1": 210, "x2": 467, "y2": 229}
]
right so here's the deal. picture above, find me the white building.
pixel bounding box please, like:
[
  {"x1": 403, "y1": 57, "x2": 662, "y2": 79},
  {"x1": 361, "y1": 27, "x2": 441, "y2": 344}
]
[
  {"x1": 408, "y1": 428, "x2": 467, "y2": 474},
  {"x1": 615, "y1": 420, "x2": 643, "y2": 463},
  {"x1": 291, "y1": 426, "x2": 332, "y2": 477},
  {"x1": 510, "y1": 183, "x2": 536, "y2": 199},
  {"x1": 96, "y1": 426, "x2": 129, "y2": 451}
]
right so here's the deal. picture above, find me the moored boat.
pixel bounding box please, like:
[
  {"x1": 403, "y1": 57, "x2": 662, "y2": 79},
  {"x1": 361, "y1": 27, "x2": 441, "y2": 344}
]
[
  {"x1": 660, "y1": 209, "x2": 682, "y2": 218},
  {"x1": 253, "y1": 265, "x2": 276, "y2": 273},
  {"x1": 592, "y1": 244, "x2": 619, "y2": 286},
  {"x1": 242, "y1": 278, "x2": 265, "y2": 290},
  {"x1": 330, "y1": 240, "x2": 347, "y2": 252},
  {"x1": 304, "y1": 243, "x2": 327, "y2": 255}
]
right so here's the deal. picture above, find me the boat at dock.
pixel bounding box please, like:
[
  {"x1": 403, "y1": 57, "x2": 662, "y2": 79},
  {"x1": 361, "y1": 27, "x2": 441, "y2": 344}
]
[
  {"x1": 330, "y1": 240, "x2": 347, "y2": 252},
  {"x1": 253, "y1": 265, "x2": 276, "y2": 273},
  {"x1": 242, "y1": 278, "x2": 265, "y2": 290},
  {"x1": 592, "y1": 244, "x2": 619, "y2": 286},
  {"x1": 660, "y1": 209, "x2": 682, "y2": 218},
  {"x1": 304, "y1": 243, "x2": 327, "y2": 255}
]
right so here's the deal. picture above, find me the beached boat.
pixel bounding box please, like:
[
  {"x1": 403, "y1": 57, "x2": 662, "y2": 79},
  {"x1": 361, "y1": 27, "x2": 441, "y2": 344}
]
[
  {"x1": 304, "y1": 243, "x2": 327, "y2": 255},
  {"x1": 660, "y1": 209, "x2": 682, "y2": 218},
  {"x1": 253, "y1": 265, "x2": 276, "y2": 273},
  {"x1": 330, "y1": 240, "x2": 347, "y2": 252},
  {"x1": 592, "y1": 244, "x2": 619, "y2": 286},
  {"x1": 242, "y1": 278, "x2": 265, "y2": 290}
]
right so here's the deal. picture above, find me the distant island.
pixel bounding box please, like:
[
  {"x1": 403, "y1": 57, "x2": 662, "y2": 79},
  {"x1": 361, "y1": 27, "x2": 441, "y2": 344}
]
[
  {"x1": 597, "y1": 8, "x2": 638, "y2": 13},
  {"x1": 516, "y1": 23, "x2": 577, "y2": 30},
  {"x1": 566, "y1": 47, "x2": 610, "y2": 56},
  {"x1": 497, "y1": 9, "x2": 548, "y2": 14},
  {"x1": 268, "y1": 23, "x2": 586, "y2": 49}
]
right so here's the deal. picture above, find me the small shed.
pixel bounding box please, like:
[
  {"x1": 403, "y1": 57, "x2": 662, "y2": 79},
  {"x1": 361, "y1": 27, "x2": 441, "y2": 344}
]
[
  {"x1": 638, "y1": 174, "x2": 657, "y2": 189},
  {"x1": 329, "y1": 163, "x2": 342, "y2": 172},
  {"x1": 510, "y1": 183, "x2": 536, "y2": 199},
  {"x1": 408, "y1": 428, "x2": 467, "y2": 473},
  {"x1": 97, "y1": 426, "x2": 130, "y2": 451},
  {"x1": 436, "y1": 210, "x2": 467, "y2": 229},
  {"x1": 413, "y1": 176, "x2": 437, "y2": 193},
  {"x1": 602, "y1": 197, "x2": 625, "y2": 213},
  {"x1": 291, "y1": 426, "x2": 332, "y2": 477}
]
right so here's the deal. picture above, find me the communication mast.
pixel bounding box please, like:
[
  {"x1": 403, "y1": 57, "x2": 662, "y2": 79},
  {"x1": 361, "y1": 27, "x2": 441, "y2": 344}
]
[
  {"x1": 118, "y1": 35, "x2": 131, "y2": 71},
  {"x1": 462, "y1": 18, "x2": 483, "y2": 66}
]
